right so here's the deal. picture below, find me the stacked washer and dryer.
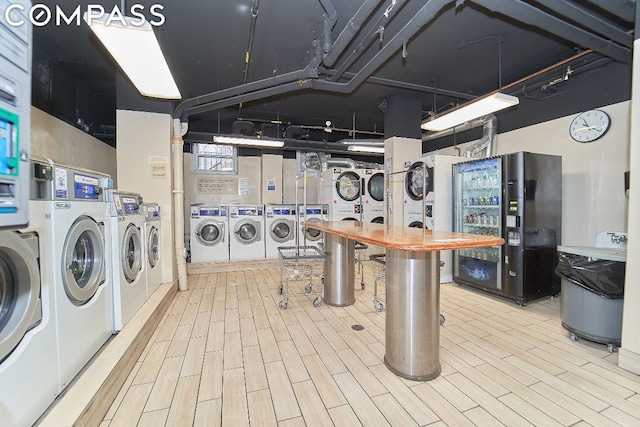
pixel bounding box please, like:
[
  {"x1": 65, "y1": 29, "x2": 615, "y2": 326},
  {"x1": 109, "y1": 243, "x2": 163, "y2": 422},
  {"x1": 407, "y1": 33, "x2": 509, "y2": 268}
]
[
  {"x1": 107, "y1": 191, "x2": 148, "y2": 332},
  {"x1": 264, "y1": 204, "x2": 297, "y2": 258},
  {"x1": 190, "y1": 204, "x2": 229, "y2": 262},
  {"x1": 362, "y1": 169, "x2": 385, "y2": 225},
  {"x1": 229, "y1": 205, "x2": 265, "y2": 260},
  {"x1": 403, "y1": 154, "x2": 462, "y2": 283}
]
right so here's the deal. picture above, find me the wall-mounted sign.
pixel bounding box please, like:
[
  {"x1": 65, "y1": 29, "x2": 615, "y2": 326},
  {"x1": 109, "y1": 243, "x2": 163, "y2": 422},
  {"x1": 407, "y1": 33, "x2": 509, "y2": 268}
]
[
  {"x1": 151, "y1": 164, "x2": 167, "y2": 179},
  {"x1": 197, "y1": 177, "x2": 237, "y2": 194},
  {"x1": 238, "y1": 177, "x2": 250, "y2": 196}
]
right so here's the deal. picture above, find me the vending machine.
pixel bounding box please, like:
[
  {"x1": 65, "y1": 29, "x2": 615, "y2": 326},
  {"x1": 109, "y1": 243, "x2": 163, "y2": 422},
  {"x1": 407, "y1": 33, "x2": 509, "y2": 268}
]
[{"x1": 452, "y1": 152, "x2": 562, "y2": 305}]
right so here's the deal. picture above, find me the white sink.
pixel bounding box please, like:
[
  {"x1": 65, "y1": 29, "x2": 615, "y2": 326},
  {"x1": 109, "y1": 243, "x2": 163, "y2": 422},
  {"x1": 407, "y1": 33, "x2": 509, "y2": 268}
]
[{"x1": 557, "y1": 245, "x2": 627, "y2": 262}]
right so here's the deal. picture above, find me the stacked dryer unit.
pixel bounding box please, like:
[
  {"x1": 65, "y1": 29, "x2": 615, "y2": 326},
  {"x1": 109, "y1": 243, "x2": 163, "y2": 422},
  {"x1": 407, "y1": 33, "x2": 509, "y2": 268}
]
[
  {"x1": 107, "y1": 191, "x2": 148, "y2": 332},
  {"x1": 322, "y1": 167, "x2": 363, "y2": 221},
  {"x1": 362, "y1": 169, "x2": 385, "y2": 225},
  {"x1": 298, "y1": 204, "x2": 328, "y2": 249},
  {"x1": 142, "y1": 202, "x2": 162, "y2": 296},
  {"x1": 264, "y1": 204, "x2": 297, "y2": 258},
  {"x1": 190, "y1": 204, "x2": 229, "y2": 262},
  {"x1": 229, "y1": 205, "x2": 265, "y2": 260},
  {"x1": 403, "y1": 154, "x2": 463, "y2": 283},
  {"x1": 0, "y1": 158, "x2": 60, "y2": 427},
  {"x1": 50, "y1": 163, "x2": 114, "y2": 391}
]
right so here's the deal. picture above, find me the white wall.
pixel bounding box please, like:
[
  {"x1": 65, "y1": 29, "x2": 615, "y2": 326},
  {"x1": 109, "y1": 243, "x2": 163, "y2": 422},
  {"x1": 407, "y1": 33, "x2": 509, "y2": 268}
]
[
  {"x1": 31, "y1": 107, "x2": 117, "y2": 180},
  {"x1": 430, "y1": 101, "x2": 630, "y2": 246},
  {"x1": 116, "y1": 110, "x2": 175, "y2": 285}
]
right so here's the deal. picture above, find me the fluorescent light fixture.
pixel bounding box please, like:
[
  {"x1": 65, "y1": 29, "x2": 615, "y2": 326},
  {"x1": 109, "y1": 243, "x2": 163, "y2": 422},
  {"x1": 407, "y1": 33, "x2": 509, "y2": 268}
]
[
  {"x1": 421, "y1": 92, "x2": 519, "y2": 131},
  {"x1": 84, "y1": 13, "x2": 181, "y2": 99},
  {"x1": 347, "y1": 145, "x2": 385, "y2": 154},
  {"x1": 213, "y1": 135, "x2": 284, "y2": 148}
]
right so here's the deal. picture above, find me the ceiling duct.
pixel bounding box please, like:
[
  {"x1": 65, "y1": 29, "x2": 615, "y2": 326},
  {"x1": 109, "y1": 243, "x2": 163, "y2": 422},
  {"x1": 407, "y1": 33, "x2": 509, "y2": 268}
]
[
  {"x1": 464, "y1": 114, "x2": 497, "y2": 158},
  {"x1": 231, "y1": 120, "x2": 255, "y2": 136}
]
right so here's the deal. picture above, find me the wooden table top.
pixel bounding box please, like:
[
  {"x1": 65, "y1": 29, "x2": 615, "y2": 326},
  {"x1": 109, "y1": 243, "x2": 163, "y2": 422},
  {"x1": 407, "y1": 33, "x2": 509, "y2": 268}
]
[{"x1": 303, "y1": 221, "x2": 504, "y2": 252}]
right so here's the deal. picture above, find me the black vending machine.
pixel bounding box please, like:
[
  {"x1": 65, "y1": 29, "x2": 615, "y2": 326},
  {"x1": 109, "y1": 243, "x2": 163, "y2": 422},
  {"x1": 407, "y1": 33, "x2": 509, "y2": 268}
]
[{"x1": 452, "y1": 151, "x2": 562, "y2": 305}]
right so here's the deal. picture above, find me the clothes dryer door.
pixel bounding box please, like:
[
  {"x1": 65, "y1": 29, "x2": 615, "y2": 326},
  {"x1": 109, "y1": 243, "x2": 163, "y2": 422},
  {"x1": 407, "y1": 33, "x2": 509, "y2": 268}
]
[
  {"x1": 121, "y1": 223, "x2": 142, "y2": 284},
  {"x1": 368, "y1": 172, "x2": 384, "y2": 202},
  {"x1": 62, "y1": 216, "x2": 106, "y2": 304},
  {"x1": 0, "y1": 231, "x2": 42, "y2": 362},
  {"x1": 336, "y1": 171, "x2": 361, "y2": 202},
  {"x1": 195, "y1": 220, "x2": 225, "y2": 246},
  {"x1": 147, "y1": 226, "x2": 160, "y2": 269},
  {"x1": 405, "y1": 161, "x2": 433, "y2": 201},
  {"x1": 234, "y1": 219, "x2": 261, "y2": 244},
  {"x1": 270, "y1": 219, "x2": 295, "y2": 243}
]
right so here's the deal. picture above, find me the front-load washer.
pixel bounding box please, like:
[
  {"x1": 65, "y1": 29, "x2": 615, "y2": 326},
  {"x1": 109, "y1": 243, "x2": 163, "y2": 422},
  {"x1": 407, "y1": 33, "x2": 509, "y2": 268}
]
[
  {"x1": 229, "y1": 205, "x2": 265, "y2": 260},
  {"x1": 107, "y1": 191, "x2": 147, "y2": 332},
  {"x1": 298, "y1": 204, "x2": 328, "y2": 249},
  {"x1": 50, "y1": 163, "x2": 113, "y2": 391},
  {"x1": 229, "y1": 205, "x2": 265, "y2": 261},
  {"x1": 264, "y1": 204, "x2": 297, "y2": 258},
  {"x1": 0, "y1": 200, "x2": 60, "y2": 427},
  {"x1": 142, "y1": 202, "x2": 162, "y2": 297},
  {"x1": 190, "y1": 204, "x2": 229, "y2": 263}
]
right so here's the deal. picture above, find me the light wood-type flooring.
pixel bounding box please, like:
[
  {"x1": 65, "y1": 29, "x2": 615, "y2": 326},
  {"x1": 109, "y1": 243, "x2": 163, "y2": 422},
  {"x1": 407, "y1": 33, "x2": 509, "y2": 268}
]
[{"x1": 101, "y1": 261, "x2": 640, "y2": 426}]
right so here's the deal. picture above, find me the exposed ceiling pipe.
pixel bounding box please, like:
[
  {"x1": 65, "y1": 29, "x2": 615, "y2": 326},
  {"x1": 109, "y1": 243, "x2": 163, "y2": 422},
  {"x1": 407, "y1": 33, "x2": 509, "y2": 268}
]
[
  {"x1": 467, "y1": 0, "x2": 631, "y2": 63},
  {"x1": 329, "y1": 0, "x2": 409, "y2": 81},
  {"x1": 318, "y1": 0, "x2": 338, "y2": 54},
  {"x1": 238, "y1": 0, "x2": 261, "y2": 115},
  {"x1": 583, "y1": 0, "x2": 636, "y2": 23},
  {"x1": 464, "y1": 114, "x2": 497, "y2": 158},
  {"x1": 323, "y1": 0, "x2": 386, "y2": 67},
  {"x1": 180, "y1": 0, "x2": 452, "y2": 119}
]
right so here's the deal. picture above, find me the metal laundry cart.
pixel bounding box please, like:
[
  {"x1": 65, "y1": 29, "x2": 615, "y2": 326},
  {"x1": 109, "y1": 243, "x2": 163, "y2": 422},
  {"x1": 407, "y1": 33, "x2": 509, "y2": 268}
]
[
  {"x1": 355, "y1": 241, "x2": 368, "y2": 290},
  {"x1": 277, "y1": 245, "x2": 326, "y2": 309}
]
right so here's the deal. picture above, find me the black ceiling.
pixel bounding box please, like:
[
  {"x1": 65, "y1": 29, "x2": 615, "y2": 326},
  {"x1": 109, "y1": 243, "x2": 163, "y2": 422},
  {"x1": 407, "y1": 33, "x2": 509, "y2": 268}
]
[{"x1": 30, "y1": 0, "x2": 635, "y2": 150}]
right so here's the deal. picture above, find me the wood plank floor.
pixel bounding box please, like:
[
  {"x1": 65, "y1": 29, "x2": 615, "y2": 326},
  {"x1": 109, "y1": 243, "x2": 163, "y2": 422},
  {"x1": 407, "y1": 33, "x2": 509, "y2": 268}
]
[{"x1": 101, "y1": 263, "x2": 640, "y2": 426}]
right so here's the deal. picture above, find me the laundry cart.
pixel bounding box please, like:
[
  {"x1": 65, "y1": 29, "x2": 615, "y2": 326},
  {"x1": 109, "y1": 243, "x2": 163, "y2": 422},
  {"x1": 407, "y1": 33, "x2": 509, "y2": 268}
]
[
  {"x1": 354, "y1": 241, "x2": 368, "y2": 290},
  {"x1": 277, "y1": 245, "x2": 326, "y2": 309}
]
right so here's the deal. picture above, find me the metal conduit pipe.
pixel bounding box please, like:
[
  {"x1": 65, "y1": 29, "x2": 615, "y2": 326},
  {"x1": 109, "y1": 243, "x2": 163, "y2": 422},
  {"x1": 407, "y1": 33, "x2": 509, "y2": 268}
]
[
  {"x1": 323, "y1": 0, "x2": 386, "y2": 67},
  {"x1": 183, "y1": 0, "x2": 451, "y2": 119},
  {"x1": 329, "y1": 0, "x2": 409, "y2": 81},
  {"x1": 172, "y1": 119, "x2": 189, "y2": 292},
  {"x1": 241, "y1": 0, "x2": 261, "y2": 86},
  {"x1": 318, "y1": 0, "x2": 338, "y2": 54}
]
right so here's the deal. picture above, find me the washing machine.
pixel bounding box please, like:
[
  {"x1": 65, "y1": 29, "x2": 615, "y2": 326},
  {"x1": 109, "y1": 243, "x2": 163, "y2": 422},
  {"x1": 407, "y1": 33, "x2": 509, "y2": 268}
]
[
  {"x1": 229, "y1": 205, "x2": 265, "y2": 260},
  {"x1": 0, "y1": 201, "x2": 60, "y2": 427},
  {"x1": 264, "y1": 204, "x2": 297, "y2": 258},
  {"x1": 298, "y1": 204, "x2": 328, "y2": 249},
  {"x1": 50, "y1": 164, "x2": 114, "y2": 391},
  {"x1": 142, "y1": 202, "x2": 162, "y2": 297},
  {"x1": 190, "y1": 204, "x2": 229, "y2": 263},
  {"x1": 321, "y1": 167, "x2": 363, "y2": 205},
  {"x1": 107, "y1": 191, "x2": 147, "y2": 332}
]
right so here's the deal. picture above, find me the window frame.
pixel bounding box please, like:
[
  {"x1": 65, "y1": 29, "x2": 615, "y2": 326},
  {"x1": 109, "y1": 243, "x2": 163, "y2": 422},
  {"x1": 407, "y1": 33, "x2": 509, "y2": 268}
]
[{"x1": 192, "y1": 143, "x2": 238, "y2": 175}]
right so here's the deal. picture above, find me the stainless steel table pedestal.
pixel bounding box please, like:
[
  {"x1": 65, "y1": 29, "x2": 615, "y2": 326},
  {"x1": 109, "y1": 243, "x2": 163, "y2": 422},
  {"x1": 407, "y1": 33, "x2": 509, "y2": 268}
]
[
  {"x1": 322, "y1": 233, "x2": 355, "y2": 306},
  {"x1": 384, "y1": 249, "x2": 441, "y2": 381}
]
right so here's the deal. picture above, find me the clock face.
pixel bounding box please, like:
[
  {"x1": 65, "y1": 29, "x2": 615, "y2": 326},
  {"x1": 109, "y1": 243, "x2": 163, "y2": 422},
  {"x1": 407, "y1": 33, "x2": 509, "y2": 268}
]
[{"x1": 569, "y1": 110, "x2": 611, "y2": 143}]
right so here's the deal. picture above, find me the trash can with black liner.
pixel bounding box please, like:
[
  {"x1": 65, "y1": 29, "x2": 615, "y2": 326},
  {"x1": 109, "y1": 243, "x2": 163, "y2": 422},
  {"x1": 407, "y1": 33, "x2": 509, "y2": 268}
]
[{"x1": 556, "y1": 246, "x2": 626, "y2": 351}]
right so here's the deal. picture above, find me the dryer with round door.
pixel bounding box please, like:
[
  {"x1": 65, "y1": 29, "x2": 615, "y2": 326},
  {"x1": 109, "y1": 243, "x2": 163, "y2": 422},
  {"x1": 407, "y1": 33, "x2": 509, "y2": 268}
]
[
  {"x1": 190, "y1": 204, "x2": 229, "y2": 263},
  {"x1": 362, "y1": 169, "x2": 384, "y2": 207},
  {"x1": 0, "y1": 202, "x2": 60, "y2": 427},
  {"x1": 142, "y1": 202, "x2": 162, "y2": 297},
  {"x1": 229, "y1": 205, "x2": 265, "y2": 260},
  {"x1": 50, "y1": 164, "x2": 113, "y2": 392},
  {"x1": 403, "y1": 156, "x2": 434, "y2": 229},
  {"x1": 298, "y1": 204, "x2": 328, "y2": 249},
  {"x1": 321, "y1": 167, "x2": 363, "y2": 206},
  {"x1": 329, "y1": 202, "x2": 362, "y2": 221},
  {"x1": 107, "y1": 191, "x2": 147, "y2": 332},
  {"x1": 264, "y1": 204, "x2": 296, "y2": 258}
]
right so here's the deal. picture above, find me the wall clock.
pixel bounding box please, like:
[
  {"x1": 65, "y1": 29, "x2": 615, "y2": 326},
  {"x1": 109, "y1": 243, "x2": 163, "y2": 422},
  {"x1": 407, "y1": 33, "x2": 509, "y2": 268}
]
[{"x1": 569, "y1": 110, "x2": 610, "y2": 143}]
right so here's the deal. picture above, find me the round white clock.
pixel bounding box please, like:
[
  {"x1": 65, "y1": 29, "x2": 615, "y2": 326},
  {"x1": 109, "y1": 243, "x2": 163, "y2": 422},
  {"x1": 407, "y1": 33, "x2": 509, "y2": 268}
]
[{"x1": 569, "y1": 110, "x2": 610, "y2": 143}]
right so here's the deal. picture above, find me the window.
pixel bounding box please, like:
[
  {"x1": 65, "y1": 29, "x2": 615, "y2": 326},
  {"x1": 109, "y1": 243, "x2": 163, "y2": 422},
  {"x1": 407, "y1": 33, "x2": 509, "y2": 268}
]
[{"x1": 193, "y1": 143, "x2": 237, "y2": 174}]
